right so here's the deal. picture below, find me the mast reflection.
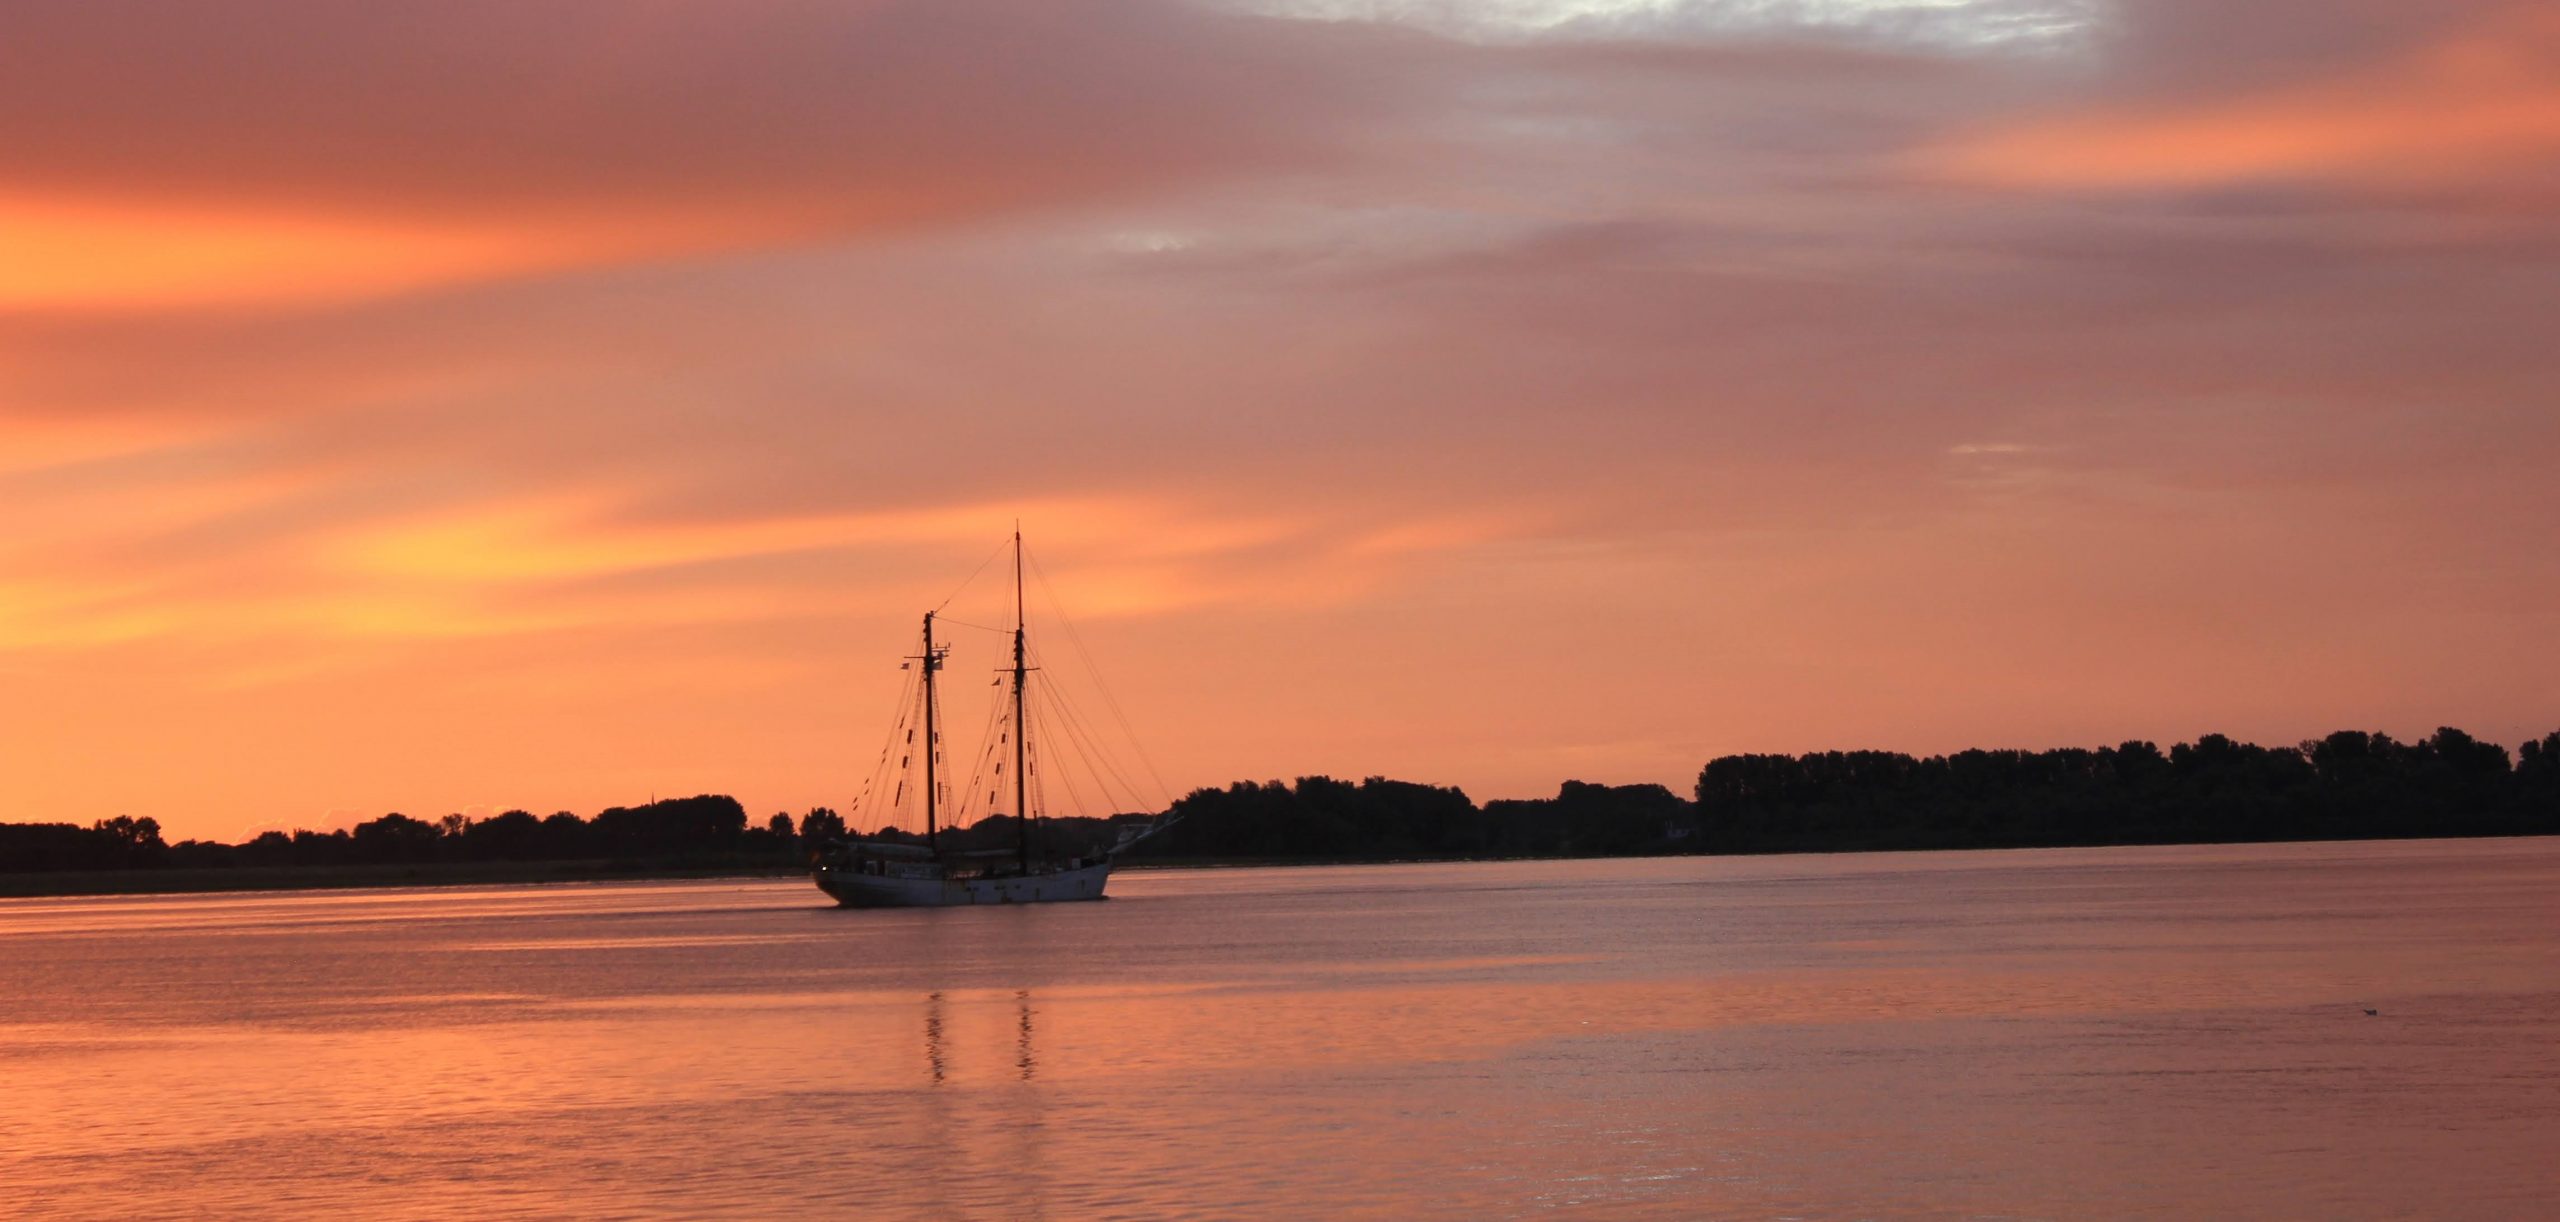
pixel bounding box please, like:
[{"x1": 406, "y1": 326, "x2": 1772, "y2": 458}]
[
  {"x1": 1015, "y1": 989, "x2": 1036, "y2": 1082},
  {"x1": 915, "y1": 989, "x2": 1040, "y2": 1085},
  {"x1": 923, "y1": 990, "x2": 947, "y2": 1087}
]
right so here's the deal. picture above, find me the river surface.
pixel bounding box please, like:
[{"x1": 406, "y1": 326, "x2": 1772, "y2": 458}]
[{"x1": 3, "y1": 838, "x2": 2555, "y2": 1219}]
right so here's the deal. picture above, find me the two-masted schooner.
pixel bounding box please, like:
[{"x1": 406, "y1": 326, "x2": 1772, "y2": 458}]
[{"x1": 814, "y1": 530, "x2": 1168, "y2": 907}]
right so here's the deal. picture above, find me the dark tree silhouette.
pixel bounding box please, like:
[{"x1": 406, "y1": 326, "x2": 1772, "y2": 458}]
[
  {"x1": 351, "y1": 813, "x2": 442, "y2": 864},
  {"x1": 1690, "y1": 727, "x2": 2551, "y2": 854},
  {"x1": 462, "y1": 810, "x2": 546, "y2": 860},
  {"x1": 796, "y1": 807, "x2": 846, "y2": 850},
  {"x1": 6, "y1": 728, "x2": 2555, "y2": 883}
]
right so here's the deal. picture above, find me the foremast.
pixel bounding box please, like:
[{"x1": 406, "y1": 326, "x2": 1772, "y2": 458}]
[{"x1": 913, "y1": 610, "x2": 949, "y2": 852}]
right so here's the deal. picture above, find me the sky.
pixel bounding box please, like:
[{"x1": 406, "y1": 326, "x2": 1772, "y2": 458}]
[{"x1": 4, "y1": 0, "x2": 2556, "y2": 841}]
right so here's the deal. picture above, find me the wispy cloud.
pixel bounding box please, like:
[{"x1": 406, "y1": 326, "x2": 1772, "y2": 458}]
[
  {"x1": 0, "y1": 0, "x2": 1417, "y2": 308},
  {"x1": 1233, "y1": 0, "x2": 2102, "y2": 50},
  {"x1": 1924, "y1": 7, "x2": 2560, "y2": 193}
]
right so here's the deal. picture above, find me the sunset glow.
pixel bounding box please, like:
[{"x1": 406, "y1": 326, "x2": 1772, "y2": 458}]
[
  {"x1": 1930, "y1": 9, "x2": 2560, "y2": 189},
  {"x1": 5, "y1": 0, "x2": 2555, "y2": 841},
  {"x1": 0, "y1": 195, "x2": 597, "y2": 310}
]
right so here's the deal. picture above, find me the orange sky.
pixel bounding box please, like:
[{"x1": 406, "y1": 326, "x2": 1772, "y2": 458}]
[{"x1": 5, "y1": 0, "x2": 2556, "y2": 841}]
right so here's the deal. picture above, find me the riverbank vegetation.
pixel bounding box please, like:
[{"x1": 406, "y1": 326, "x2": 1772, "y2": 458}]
[{"x1": 5, "y1": 727, "x2": 2555, "y2": 895}]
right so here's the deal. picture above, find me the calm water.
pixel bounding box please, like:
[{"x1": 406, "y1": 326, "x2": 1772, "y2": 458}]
[{"x1": 4, "y1": 840, "x2": 2555, "y2": 1219}]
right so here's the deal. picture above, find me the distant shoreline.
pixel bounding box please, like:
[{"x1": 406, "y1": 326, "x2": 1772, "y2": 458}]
[
  {"x1": 13, "y1": 729, "x2": 2550, "y2": 896},
  {"x1": 0, "y1": 859, "x2": 811, "y2": 899},
  {"x1": 5, "y1": 830, "x2": 2551, "y2": 900}
]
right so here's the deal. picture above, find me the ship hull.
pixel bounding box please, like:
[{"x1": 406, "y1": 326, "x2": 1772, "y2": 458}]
[{"x1": 816, "y1": 860, "x2": 1112, "y2": 908}]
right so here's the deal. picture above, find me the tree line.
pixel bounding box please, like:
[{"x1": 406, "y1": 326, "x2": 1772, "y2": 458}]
[
  {"x1": 1686, "y1": 727, "x2": 2559, "y2": 854},
  {"x1": 0, "y1": 796, "x2": 808, "y2": 874},
  {"x1": 1120, "y1": 727, "x2": 2558, "y2": 860},
  {"x1": 4, "y1": 727, "x2": 2556, "y2": 877}
]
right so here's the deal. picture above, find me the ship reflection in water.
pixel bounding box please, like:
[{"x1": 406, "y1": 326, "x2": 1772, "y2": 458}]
[
  {"x1": 5, "y1": 843, "x2": 2558, "y2": 1218},
  {"x1": 918, "y1": 989, "x2": 1039, "y2": 1087},
  {"x1": 913, "y1": 987, "x2": 1049, "y2": 1216}
]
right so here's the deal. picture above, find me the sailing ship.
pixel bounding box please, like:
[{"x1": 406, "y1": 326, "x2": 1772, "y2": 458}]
[{"x1": 815, "y1": 530, "x2": 1171, "y2": 907}]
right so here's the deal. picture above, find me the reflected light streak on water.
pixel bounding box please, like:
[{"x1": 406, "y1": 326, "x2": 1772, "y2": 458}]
[{"x1": 3, "y1": 839, "x2": 2555, "y2": 1218}]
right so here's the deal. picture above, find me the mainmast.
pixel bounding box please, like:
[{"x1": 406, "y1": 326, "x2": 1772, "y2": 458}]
[
  {"x1": 918, "y1": 610, "x2": 945, "y2": 852},
  {"x1": 1011, "y1": 528, "x2": 1032, "y2": 873}
]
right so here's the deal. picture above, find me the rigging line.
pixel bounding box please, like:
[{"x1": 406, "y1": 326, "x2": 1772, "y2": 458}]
[
  {"x1": 1054, "y1": 713, "x2": 1131, "y2": 820},
  {"x1": 952, "y1": 677, "x2": 1007, "y2": 826},
  {"x1": 1029, "y1": 686, "x2": 1099, "y2": 823},
  {"x1": 930, "y1": 615, "x2": 1009, "y2": 636},
  {"x1": 892, "y1": 649, "x2": 935, "y2": 836},
  {"x1": 1024, "y1": 547, "x2": 1177, "y2": 808},
  {"x1": 851, "y1": 663, "x2": 920, "y2": 831},
  {"x1": 1035, "y1": 678, "x2": 1134, "y2": 817},
  {"x1": 856, "y1": 663, "x2": 914, "y2": 809},
  {"x1": 896, "y1": 655, "x2": 926, "y2": 830},
  {"x1": 1027, "y1": 640, "x2": 1150, "y2": 810},
  {"x1": 1027, "y1": 682, "x2": 1091, "y2": 813},
  {"x1": 1008, "y1": 696, "x2": 1029, "y2": 819},
  {"x1": 1061, "y1": 689, "x2": 1145, "y2": 819},
  {"x1": 976, "y1": 705, "x2": 1011, "y2": 824},
  {"x1": 1026, "y1": 648, "x2": 1140, "y2": 815},
  {"x1": 1035, "y1": 678, "x2": 1134, "y2": 814},
  {"x1": 1027, "y1": 720, "x2": 1051, "y2": 830},
  {"x1": 1023, "y1": 546, "x2": 1169, "y2": 806},
  {"x1": 1059, "y1": 690, "x2": 1144, "y2": 816},
  {"x1": 934, "y1": 534, "x2": 1013, "y2": 615},
  {"x1": 972, "y1": 701, "x2": 1003, "y2": 824}
]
